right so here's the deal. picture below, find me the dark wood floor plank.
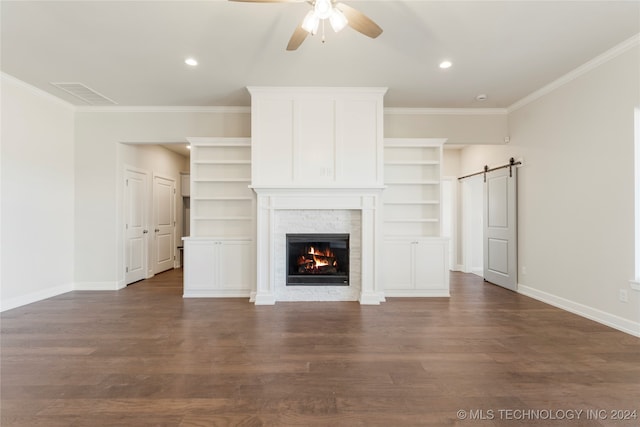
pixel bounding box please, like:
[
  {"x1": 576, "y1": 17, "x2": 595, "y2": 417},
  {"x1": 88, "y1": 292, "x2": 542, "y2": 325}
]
[{"x1": 2, "y1": 270, "x2": 639, "y2": 426}]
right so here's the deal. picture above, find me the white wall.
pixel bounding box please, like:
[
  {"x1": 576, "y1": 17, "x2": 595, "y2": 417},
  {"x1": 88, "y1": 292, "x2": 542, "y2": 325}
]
[
  {"x1": 74, "y1": 111, "x2": 250, "y2": 289},
  {"x1": 1, "y1": 74, "x2": 75, "y2": 310},
  {"x1": 385, "y1": 110, "x2": 508, "y2": 145},
  {"x1": 460, "y1": 44, "x2": 640, "y2": 335}
]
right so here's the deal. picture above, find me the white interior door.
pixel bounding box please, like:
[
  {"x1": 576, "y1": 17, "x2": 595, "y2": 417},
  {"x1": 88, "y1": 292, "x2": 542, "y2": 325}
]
[
  {"x1": 483, "y1": 167, "x2": 517, "y2": 291},
  {"x1": 153, "y1": 175, "x2": 175, "y2": 274},
  {"x1": 125, "y1": 169, "x2": 148, "y2": 284}
]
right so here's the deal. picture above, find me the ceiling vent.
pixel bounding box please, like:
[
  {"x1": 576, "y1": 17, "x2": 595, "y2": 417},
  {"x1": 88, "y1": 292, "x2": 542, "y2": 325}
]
[{"x1": 50, "y1": 82, "x2": 117, "y2": 105}]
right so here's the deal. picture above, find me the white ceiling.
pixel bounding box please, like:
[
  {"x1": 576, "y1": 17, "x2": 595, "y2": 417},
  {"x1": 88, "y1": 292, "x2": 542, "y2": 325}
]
[{"x1": 1, "y1": 1, "x2": 639, "y2": 109}]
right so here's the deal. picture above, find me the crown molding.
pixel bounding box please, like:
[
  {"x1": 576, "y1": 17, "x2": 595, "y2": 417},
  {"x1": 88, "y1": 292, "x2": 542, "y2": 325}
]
[
  {"x1": 508, "y1": 33, "x2": 640, "y2": 113},
  {"x1": 75, "y1": 105, "x2": 251, "y2": 113},
  {"x1": 384, "y1": 107, "x2": 508, "y2": 116},
  {"x1": 120, "y1": 137, "x2": 188, "y2": 144},
  {"x1": 1, "y1": 72, "x2": 77, "y2": 111}
]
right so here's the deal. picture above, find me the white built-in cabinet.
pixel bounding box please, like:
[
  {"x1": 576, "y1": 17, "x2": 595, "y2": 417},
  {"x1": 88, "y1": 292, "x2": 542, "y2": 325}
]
[
  {"x1": 382, "y1": 139, "x2": 449, "y2": 296},
  {"x1": 182, "y1": 137, "x2": 255, "y2": 297},
  {"x1": 183, "y1": 238, "x2": 252, "y2": 296},
  {"x1": 381, "y1": 238, "x2": 449, "y2": 296}
]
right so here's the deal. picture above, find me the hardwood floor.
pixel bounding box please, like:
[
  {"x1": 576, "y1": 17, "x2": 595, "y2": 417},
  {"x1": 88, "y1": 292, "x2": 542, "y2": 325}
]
[{"x1": 2, "y1": 270, "x2": 639, "y2": 426}]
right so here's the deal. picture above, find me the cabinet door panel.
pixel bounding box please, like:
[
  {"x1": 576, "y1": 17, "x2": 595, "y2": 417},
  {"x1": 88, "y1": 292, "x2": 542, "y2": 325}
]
[
  {"x1": 297, "y1": 99, "x2": 335, "y2": 183},
  {"x1": 414, "y1": 242, "x2": 446, "y2": 289},
  {"x1": 382, "y1": 240, "x2": 413, "y2": 289},
  {"x1": 253, "y1": 99, "x2": 294, "y2": 184},
  {"x1": 337, "y1": 99, "x2": 379, "y2": 184},
  {"x1": 185, "y1": 242, "x2": 217, "y2": 290},
  {"x1": 218, "y1": 241, "x2": 252, "y2": 290}
]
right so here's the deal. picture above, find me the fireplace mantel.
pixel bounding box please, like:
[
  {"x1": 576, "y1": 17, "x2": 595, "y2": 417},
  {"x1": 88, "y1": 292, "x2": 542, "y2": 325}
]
[{"x1": 251, "y1": 186, "x2": 385, "y2": 305}]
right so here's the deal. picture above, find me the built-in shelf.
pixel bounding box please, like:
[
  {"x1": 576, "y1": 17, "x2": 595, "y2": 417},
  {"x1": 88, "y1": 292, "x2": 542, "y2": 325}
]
[
  {"x1": 189, "y1": 138, "x2": 255, "y2": 238},
  {"x1": 384, "y1": 218, "x2": 439, "y2": 223},
  {"x1": 193, "y1": 178, "x2": 251, "y2": 183},
  {"x1": 384, "y1": 161, "x2": 440, "y2": 166},
  {"x1": 381, "y1": 138, "x2": 449, "y2": 296},
  {"x1": 193, "y1": 217, "x2": 253, "y2": 221},
  {"x1": 383, "y1": 138, "x2": 444, "y2": 238},
  {"x1": 192, "y1": 196, "x2": 254, "y2": 201},
  {"x1": 193, "y1": 160, "x2": 251, "y2": 165},
  {"x1": 385, "y1": 200, "x2": 440, "y2": 205}
]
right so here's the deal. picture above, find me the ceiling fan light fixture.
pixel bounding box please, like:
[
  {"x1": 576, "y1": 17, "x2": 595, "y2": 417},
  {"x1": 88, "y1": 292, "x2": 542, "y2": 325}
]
[
  {"x1": 314, "y1": 0, "x2": 333, "y2": 20},
  {"x1": 329, "y1": 9, "x2": 348, "y2": 33},
  {"x1": 302, "y1": 10, "x2": 320, "y2": 34}
]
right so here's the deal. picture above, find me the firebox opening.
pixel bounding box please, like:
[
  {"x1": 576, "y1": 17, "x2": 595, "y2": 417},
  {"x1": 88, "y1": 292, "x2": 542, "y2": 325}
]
[{"x1": 286, "y1": 234, "x2": 349, "y2": 286}]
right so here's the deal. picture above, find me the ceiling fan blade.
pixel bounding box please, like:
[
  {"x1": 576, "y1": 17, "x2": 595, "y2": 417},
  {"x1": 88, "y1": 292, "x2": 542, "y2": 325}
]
[
  {"x1": 287, "y1": 24, "x2": 309, "y2": 51},
  {"x1": 335, "y1": 3, "x2": 382, "y2": 39}
]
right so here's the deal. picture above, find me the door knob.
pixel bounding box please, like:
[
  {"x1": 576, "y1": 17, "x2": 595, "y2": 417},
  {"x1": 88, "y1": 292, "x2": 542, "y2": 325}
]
[
  {"x1": 155, "y1": 228, "x2": 160, "y2": 232},
  {"x1": 143, "y1": 230, "x2": 149, "y2": 234}
]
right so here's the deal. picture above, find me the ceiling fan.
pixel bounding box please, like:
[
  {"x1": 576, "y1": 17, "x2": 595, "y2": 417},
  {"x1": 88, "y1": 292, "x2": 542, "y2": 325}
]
[{"x1": 229, "y1": 0, "x2": 383, "y2": 50}]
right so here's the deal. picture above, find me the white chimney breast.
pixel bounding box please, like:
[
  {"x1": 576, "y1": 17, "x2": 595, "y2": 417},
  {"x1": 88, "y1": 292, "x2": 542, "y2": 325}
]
[
  {"x1": 248, "y1": 87, "x2": 387, "y2": 187},
  {"x1": 247, "y1": 87, "x2": 387, "y2": 304}
]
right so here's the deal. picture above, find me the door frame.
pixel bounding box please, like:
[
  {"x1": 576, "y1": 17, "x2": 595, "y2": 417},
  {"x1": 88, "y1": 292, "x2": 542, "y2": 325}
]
[
  {"x1": 441, "y1": 176, "x2": 459, "y2": 271},
  {"x1": 117, "y1": 141, "x2": 189, "y2": 290},
  {"x1": 151, "y1": 173, "x2": 177, "y2": 276},
  {"x1": 461, "y1": 174, "x2": 484, "y2": 276},
  {"x1": 123, "y1": 165, "x2": 152, "y2": 284}
]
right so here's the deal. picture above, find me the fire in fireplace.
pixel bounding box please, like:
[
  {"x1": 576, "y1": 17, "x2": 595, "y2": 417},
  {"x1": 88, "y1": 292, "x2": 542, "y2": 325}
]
[{"x1": 286, "y1": 234, "x2": 349, "y2": 286}]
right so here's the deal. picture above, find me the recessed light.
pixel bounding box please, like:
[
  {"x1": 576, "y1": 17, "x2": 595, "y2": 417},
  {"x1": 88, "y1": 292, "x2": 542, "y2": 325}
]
[
  {"x1": 476, "y1": 94, "x2": 488, "y2": 101},
  {"x1": 185, "y1": 58, "x2": 198, "y2": 66},
  {"x1": 439, "y1": 60, "x2": 452, "y2": 69}
]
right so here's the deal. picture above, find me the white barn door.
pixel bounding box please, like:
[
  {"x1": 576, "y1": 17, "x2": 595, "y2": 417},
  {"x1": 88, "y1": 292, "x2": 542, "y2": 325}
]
[{"x1": 483, "y1": 167, "x2": 517, "y2": 291}]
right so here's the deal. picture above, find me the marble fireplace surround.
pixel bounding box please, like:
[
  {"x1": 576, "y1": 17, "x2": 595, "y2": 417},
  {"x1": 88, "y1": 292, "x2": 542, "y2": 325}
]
[{"x1": 250, "y1": 186, "x2": 386, "y2": 305}]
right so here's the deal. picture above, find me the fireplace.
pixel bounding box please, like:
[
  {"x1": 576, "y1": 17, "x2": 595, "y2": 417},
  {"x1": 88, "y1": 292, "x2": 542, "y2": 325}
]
[{"x1": 286, "y1": 234, "x2": 349, "y2": 286}]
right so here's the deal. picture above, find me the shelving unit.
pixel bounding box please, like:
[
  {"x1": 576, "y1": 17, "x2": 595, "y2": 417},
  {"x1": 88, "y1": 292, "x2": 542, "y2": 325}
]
[
  {"x1": 189, "y1": 138, "x2": 254, "y2": 238},
  {"x1": 183, "y1": 137, "x2": 255, "y2": 298},
  {"x1": 381, "y1": 138, "x2": 449, "y2": 297},
  {"x1": 382, "y1": 139, "x2": 443, "y2": 237}
]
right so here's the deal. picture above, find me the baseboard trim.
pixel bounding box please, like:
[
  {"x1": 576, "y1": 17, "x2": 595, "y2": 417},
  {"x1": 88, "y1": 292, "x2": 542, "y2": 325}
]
[
  {"x1": 75, "y1": 281, "x2": 121, "y2": 291},
  {"x1": 471, "y1": 268, "x2": 483, "y2": 277},
  {"x1": 518, "y1": 284, "x2": 640, "y2": 338},
  {"x1": 1, "y1": 283, "x2": 74, "y2": 312},
  {"x1": 359, "y1": 292, "x2": 384, "y2": 305}
]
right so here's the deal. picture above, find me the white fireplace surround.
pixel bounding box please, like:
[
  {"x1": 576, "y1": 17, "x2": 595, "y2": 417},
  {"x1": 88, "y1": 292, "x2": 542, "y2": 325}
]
[
  {"x1": 250, "y1": 186, "x2": 386, "y2": 305},
  {"x1": 275, "y1": 210, "x2": 361, "y2": 301}
]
